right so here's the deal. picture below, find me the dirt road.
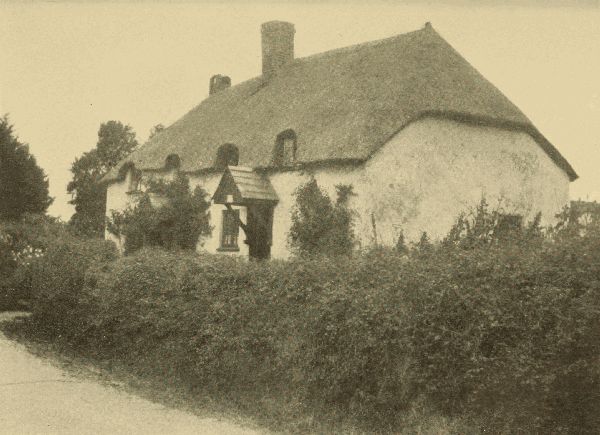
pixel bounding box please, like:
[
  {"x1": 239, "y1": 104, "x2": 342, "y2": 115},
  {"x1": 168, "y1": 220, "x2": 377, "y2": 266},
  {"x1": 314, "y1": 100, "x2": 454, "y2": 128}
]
[{"x1": 0, "y1": 312, "x2": 261, "y2": 435}]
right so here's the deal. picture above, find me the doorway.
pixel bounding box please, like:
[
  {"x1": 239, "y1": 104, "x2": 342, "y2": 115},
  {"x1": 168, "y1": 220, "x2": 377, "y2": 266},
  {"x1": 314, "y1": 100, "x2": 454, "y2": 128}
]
[{"x1": 246, "y1": 204, "x2": 274, "y2": 260}]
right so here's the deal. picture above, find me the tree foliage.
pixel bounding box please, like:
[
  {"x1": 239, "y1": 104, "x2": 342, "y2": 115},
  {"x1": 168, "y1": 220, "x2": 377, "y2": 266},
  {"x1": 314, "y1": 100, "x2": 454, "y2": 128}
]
[
  {"x1": 288, "y1": 178, "x2": 355, "y2": 256},
  {"x1": 107, "y1": 172, "x2": 212, "y2": 254},
  {"x1": 0, "y1": 214, "x2": 69, "y2": 309},
  {"x1": 0, "y1": 115, "x2": 52, "y2": 220},
  {"x1": 68, "y1": 121, "x2": 138, "y2": 237}
]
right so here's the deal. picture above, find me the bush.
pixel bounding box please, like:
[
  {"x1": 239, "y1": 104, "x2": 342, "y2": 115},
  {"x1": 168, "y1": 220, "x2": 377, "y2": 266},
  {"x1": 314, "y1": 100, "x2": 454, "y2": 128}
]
[
  {"x1": 288, "y1": 178, "x2": 356, "y2": 257},
  {"x1": 404, "y1": 243, "x2": 600, "y2": 433},
  {"x1": 26, "y1": 235, "x2": 117, "y2": 338},
  {"x1": 0, "y1": 214, "x2": 69, "y2": 310},
  {"x1": 402, "y1": 202, "x2": 600, "y2": 433},
  {"x1": 107, "y1": 172, "x2": 212, "y2": 254},
  {"x1": 13, "y1": 202, "x2": 600, "y2": 433}
]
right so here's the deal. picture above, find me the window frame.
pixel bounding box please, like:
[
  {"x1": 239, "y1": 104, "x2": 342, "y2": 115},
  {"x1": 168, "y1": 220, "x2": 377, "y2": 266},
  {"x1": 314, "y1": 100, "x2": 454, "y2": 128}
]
[
  {"x1": 219, "y1": 208, "x2": 240, "y2": 251},
  {"x1": 165, "y1": 154, "x2": 181, "y2": 171},
  {"x1": 215, "y1": 143, "x2": 239, "y2": 169},
  {"x1": 274, "y1": 129, "x2": 297, "y2": 167},
  {"x1": 127, "y1": 169, "x2": 142, "y2": 193}
]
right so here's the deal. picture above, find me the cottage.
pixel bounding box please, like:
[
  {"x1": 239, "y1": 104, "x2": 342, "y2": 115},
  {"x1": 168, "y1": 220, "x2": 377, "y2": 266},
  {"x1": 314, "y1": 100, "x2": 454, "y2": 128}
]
[{"x1": 103, "y1": 21, "x2": 577, "y2": 259}]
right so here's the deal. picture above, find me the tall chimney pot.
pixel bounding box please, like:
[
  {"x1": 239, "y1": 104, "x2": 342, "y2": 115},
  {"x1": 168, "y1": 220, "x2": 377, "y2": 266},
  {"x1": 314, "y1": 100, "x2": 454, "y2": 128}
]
[{"x1": 261, "y1": 21, "x2": 295, "y2": 80}]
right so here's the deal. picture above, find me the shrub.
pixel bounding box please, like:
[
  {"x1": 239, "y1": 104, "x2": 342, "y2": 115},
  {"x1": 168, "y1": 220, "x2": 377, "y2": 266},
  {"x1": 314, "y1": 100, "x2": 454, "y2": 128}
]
[
  {"x1": 13, "y1": 202, "x2": 600, "y2": 433},
  {"x1": 443, "y1": 198, "x2": 543, "y2": 250},
  {"x1": 288, "y1": 178, "x2": 355, "y2": 257},
  {"x1": 107, "y1": 172, "x2": 212, "y2": 254},
  {"x1": 403, "y1": 202, "x2": 600, "y2": 433},
  {"x1": 26, "y1": 235, "x2": 117, "y2": 339},
  {"x1": 0, "y1": 214, "x2": 69, "y2": 310}
]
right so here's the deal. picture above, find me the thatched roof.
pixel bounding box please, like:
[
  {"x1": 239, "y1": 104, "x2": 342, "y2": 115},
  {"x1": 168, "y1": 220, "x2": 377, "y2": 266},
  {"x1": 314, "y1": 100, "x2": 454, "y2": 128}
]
[{"x1": 104, "y1": 24, "x2": 577, "y2": 183}]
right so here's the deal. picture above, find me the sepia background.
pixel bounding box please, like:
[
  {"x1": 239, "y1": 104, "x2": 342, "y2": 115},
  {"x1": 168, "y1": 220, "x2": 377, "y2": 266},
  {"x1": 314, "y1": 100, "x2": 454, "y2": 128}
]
[{"x1": 1, "y1": 0, "x2": 598, "y2": 220}]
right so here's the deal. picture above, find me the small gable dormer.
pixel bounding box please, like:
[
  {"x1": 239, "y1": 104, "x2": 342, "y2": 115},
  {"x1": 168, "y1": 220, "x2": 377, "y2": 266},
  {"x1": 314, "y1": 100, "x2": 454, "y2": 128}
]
[
  {"x1": 215, "y1": 143, "x2": 239, "y2": 169},
  {"x1": 165, "y1": 153, "x2": 181, "y2": 171},
  {"x1": 127, "y1": 167, "x2": 142, "y2": 192},
  {"x1": 273, "y1": 129, "x2": 297, "y2": 167},
  {"x1": 118, "y1": 162, "x2": 141, "y2": 192}
]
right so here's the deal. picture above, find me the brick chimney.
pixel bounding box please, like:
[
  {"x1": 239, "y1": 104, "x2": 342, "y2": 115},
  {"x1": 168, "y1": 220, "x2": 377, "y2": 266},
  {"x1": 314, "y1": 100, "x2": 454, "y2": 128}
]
[
  {"x1": 209, "y1": 74, "x2": 231, "y2": 95},
  {"x1": 261, "y1": 21, "x2": 295, "y2": 80}
]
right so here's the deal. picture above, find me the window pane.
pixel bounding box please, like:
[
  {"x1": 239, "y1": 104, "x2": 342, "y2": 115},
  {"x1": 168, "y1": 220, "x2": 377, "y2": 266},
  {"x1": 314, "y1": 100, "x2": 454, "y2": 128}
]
[
  {"x1": 129, "y1": 173, "x2": 141, "y2": 191},
  {"x1": 283, "y1": 138, "x2": 295, "y2": 164},
  {"x1": 221, "y1": 209, "x2": 239, "y2": 248}
]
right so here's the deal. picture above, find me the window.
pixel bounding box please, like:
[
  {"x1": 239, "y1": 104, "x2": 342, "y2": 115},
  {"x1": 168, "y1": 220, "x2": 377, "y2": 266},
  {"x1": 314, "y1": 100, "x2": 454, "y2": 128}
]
[
  {"x1": 215, "y1": 143, "x2": 239, "y2": 168},
  {"x1": 165, "y1": 154, "x2": 181, "y2": 170},
  {"x1": 274, "y1": 129, "x2": 297, "y2": 166},
  {"x1": 128, "y1": 169, "x2": 142, "y2": 192},
  {"x1": 282, "y1": 137, "x2": 295, "y2": 163},
  {"x1": 221, "y1": 209, "x2": 240, "y2": 250},
  {"x1": 496, "y1": 213, "x2": 523, "y2": 237}
]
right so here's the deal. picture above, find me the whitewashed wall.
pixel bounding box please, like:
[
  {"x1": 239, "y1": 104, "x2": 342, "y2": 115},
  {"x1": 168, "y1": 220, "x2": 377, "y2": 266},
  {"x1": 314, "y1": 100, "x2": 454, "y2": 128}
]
[
  {"x1": 104, "y1": 170, "x2": 133, "y2": 253},
  {"x1": 105, "y1": 117, "x2": 570, "y2": 258},
  {"x1": 360, "y1": 118, "x2": 570, "y2": 245}
]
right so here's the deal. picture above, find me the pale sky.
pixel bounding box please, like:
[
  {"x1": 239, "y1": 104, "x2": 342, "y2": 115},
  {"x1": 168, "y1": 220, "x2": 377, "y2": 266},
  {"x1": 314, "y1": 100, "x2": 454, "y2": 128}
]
[{"x1": 1, "y1": 1, "x2": 599, "y2": 219}]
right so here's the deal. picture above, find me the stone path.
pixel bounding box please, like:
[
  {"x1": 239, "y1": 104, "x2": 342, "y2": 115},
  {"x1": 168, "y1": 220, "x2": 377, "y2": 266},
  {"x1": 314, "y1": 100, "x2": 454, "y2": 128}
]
[{"x1": 0, "y1": 312, "x2": 261, "y2": 435}]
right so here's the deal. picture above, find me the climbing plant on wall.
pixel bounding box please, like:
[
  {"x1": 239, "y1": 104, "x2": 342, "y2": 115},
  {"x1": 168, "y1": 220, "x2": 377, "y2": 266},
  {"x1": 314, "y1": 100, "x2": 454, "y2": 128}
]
[
  {"x1": 288, "y1": 177, "x2": 356, "y2": 257},
  {"x1": 107, "y1": 173, "x2": 212, "y2": 254}
]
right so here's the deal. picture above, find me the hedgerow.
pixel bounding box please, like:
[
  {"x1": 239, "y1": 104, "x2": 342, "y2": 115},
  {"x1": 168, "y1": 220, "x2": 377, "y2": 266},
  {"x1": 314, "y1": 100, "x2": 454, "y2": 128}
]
[
  {"x1": 13, "y1": 202, "x2": 600, "y2": 433},
  {"x1": 0, "y1": 214, "x2": 73, "y2": 310},
  {"x1": 24, "y1": 235, "x2": 117, "y2": 338}
]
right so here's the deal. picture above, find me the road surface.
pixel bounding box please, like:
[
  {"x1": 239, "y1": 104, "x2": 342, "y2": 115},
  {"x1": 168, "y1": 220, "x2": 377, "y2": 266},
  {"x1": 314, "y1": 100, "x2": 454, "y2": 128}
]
[{"x1": 0, "y1": 312, "x2": 261, "y2": 435}]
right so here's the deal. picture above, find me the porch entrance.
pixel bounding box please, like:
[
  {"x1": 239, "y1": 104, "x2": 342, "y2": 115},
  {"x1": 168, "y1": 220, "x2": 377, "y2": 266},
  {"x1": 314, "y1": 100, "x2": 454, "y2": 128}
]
[
  {"x1": 246, "y1": 204, "x2": 274, "y2": 260},
  {"x1": 212, "y1": 166, "x2": 279, "y2": 260}
]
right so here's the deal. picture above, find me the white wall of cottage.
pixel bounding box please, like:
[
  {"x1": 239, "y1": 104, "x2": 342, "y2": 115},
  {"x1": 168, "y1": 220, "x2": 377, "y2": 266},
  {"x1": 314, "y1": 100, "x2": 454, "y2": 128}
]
[
  {"x1": 105, "y1": 117, "x2": 570, "y2": 258},
  {"x1": 360, "y1": 117, "x2": 570, "y2": 246}
]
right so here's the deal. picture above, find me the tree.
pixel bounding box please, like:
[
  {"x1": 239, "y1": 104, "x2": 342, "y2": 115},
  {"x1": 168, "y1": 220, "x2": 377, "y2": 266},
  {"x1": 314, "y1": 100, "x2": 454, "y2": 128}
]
[
  {"x1": 106, "y1": 172, "x2": 212, "y2": 254},
  {"x1": 0, "y1": 115, "x2": 53, "y2": 221},
  {"x1": 288, "y1": 178, "x2": 355, "y2": 257},
  {"x1": 68, "y1": 121, "x2": 138, "y2": 237}
]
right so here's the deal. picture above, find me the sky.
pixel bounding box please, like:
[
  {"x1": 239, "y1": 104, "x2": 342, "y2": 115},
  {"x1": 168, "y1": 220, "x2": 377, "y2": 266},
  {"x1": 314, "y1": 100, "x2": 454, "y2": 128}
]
[{"x1": 1, "y1": 1, "x2": 599, "y2": 219}]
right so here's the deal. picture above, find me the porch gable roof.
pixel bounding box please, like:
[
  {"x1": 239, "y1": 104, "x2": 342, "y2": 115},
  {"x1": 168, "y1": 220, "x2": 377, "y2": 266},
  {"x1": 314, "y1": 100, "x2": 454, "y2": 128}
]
[{"x1": 212, "y1": 166, "x2": 279, "y2": 205}]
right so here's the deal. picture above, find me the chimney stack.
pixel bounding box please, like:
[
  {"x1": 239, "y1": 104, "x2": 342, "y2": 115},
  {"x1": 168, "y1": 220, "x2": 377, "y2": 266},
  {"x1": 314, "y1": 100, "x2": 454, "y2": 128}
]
[
  {"x1": 209, "y1": 74, "x2": 231, "y2": 95},
  {"x1": 261, "y1": 21, "x2": 295, "y2": 80}
]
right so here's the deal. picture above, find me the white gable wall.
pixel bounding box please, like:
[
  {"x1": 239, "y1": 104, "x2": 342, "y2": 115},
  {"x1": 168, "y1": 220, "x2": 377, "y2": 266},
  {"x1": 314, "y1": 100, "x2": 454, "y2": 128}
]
[
  {"x1": 105, "y1": 117, "x2": 570, "y2": 258},
  {"x1": 360, "y1": 117, "x2": 570, "y2": 245},
  {"x1": 266, "y1": 118, "x2": 570, "y2": 257}
]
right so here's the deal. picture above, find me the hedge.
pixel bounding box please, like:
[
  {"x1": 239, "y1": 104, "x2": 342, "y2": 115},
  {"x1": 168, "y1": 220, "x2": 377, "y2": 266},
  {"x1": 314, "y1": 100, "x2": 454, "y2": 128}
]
[
  {"x1": 0, "y1": 214, "x2": 79, "y2": 310},
  {"x1": 18, "y1": 219, "x2": 600, "y2": 434}
]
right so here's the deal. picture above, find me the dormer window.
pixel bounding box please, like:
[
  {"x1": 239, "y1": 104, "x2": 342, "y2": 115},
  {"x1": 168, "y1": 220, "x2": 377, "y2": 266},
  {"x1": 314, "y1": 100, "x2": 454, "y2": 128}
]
[
  {"x1": 215, "y1": 143, "x2": 239, "y2": 168},
  {"x1": 220, "y1": 208, "x2": 240, "y2": 251},
  {"x1": 128, "y1": 168, "x2": 142, "y2": 192},
  {"x1": 165, "y1": 154, "x2": 181, "y2": 171},
  {"x1": 274, "y1": 129, "x2": 297, "y2": 166}
]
